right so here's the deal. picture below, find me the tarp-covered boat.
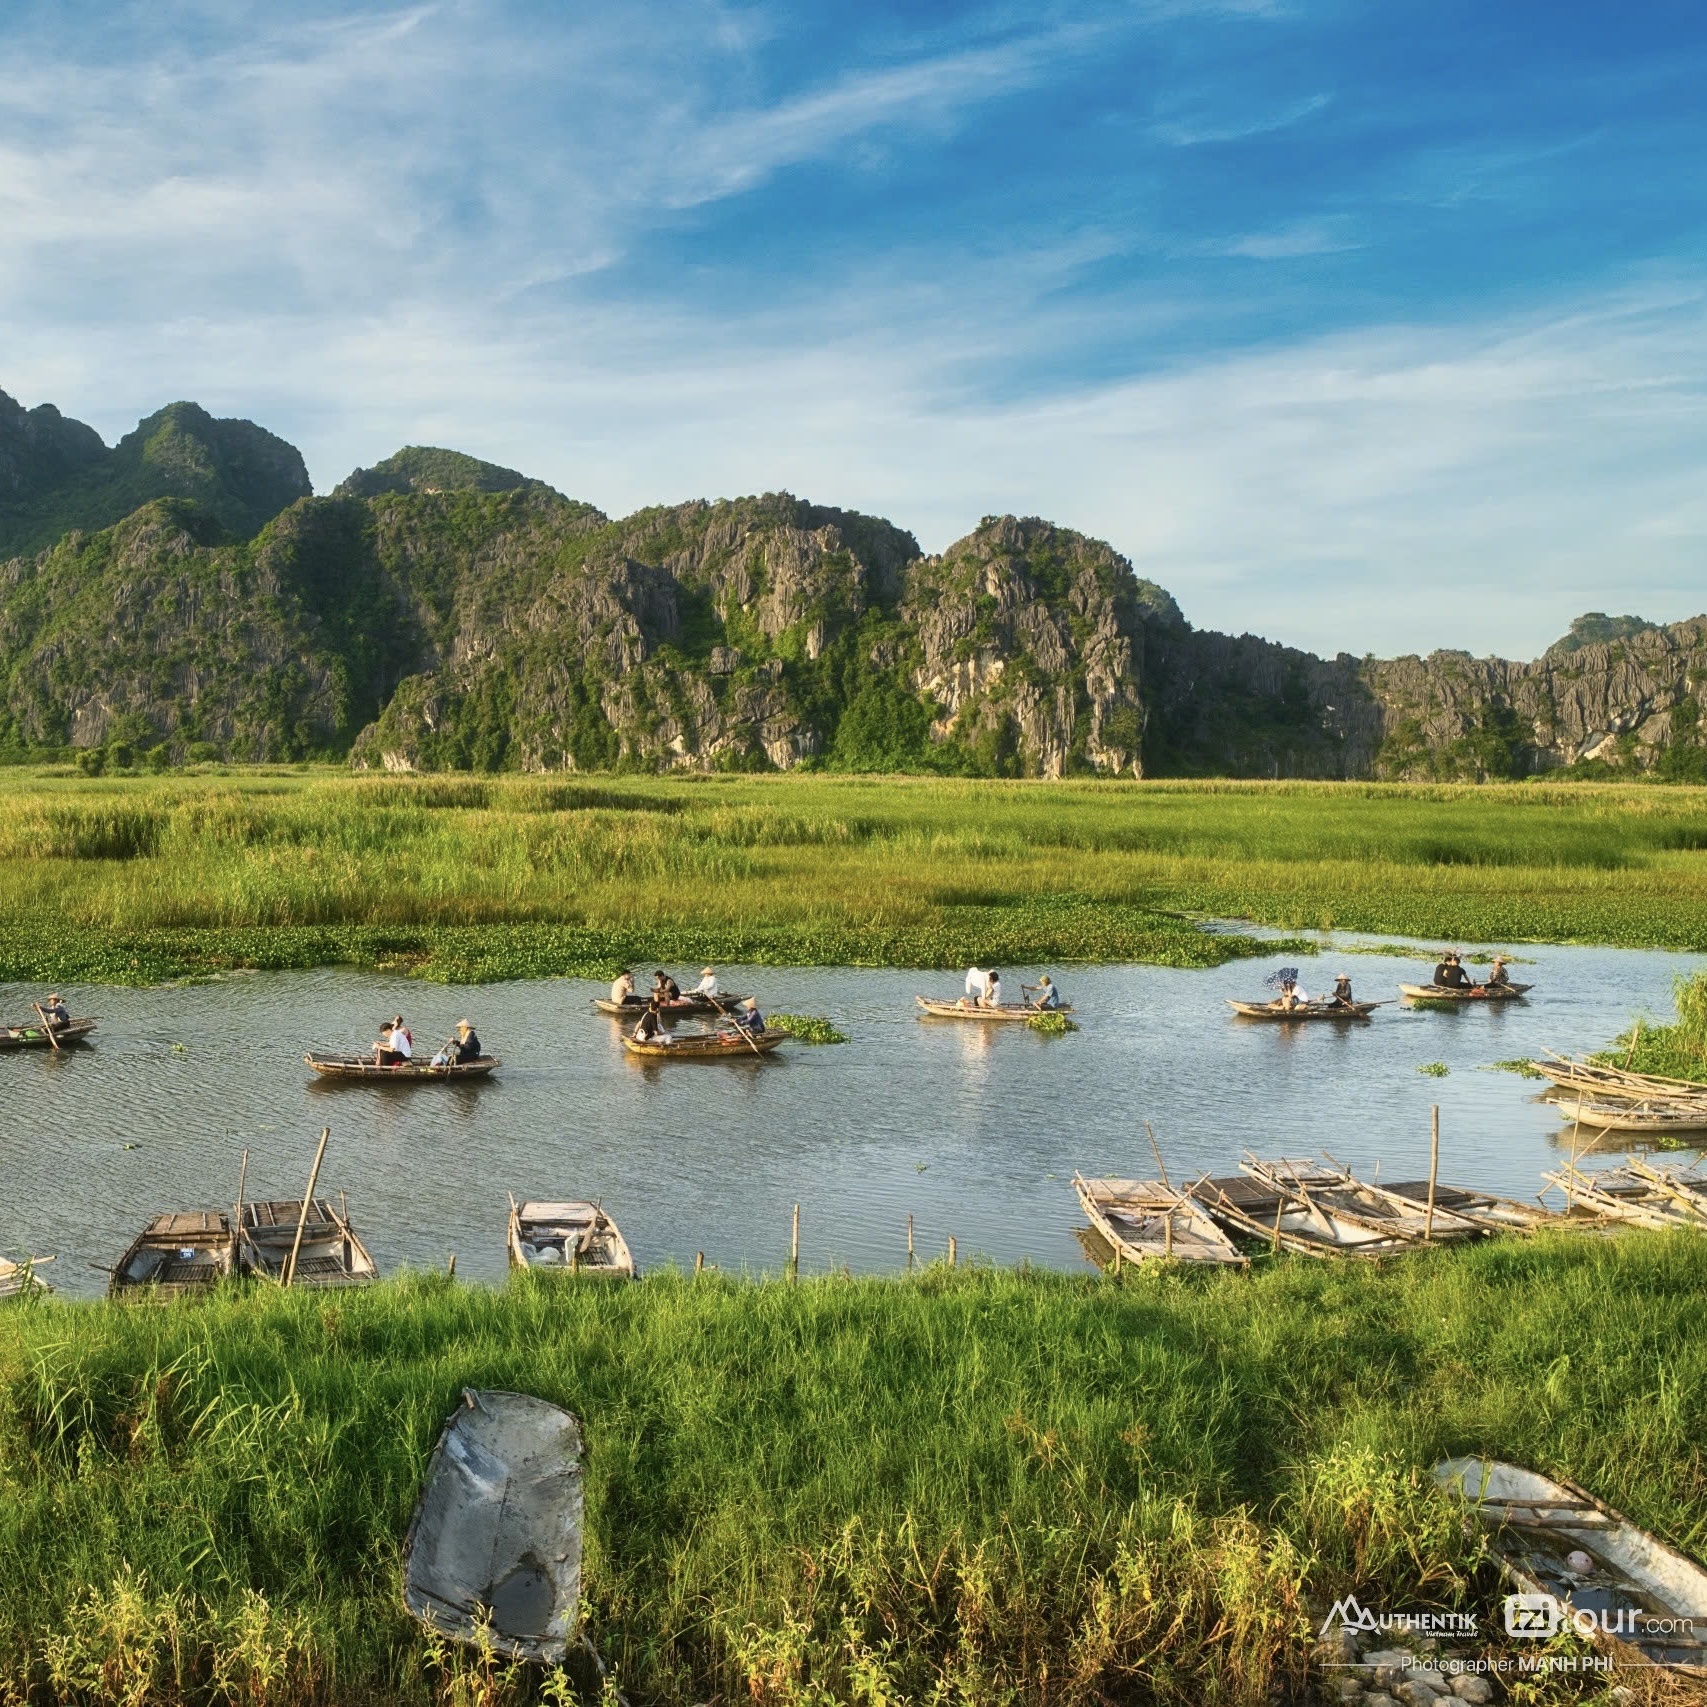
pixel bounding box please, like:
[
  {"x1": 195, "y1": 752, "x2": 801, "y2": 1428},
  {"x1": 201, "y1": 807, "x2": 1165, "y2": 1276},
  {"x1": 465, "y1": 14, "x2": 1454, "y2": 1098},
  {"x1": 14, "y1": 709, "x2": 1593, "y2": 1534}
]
[
  {"x1": 304, "y1": 1053, "x2": 499, "y2": 1082},
  {"x1": 404, "y1": 1389, "x2": 585, "y2": 1663},
  {"x1": 508, "y1": 1198, "x2": 636, "y2": 1276},
  {"x1": 0, "y1": 1017, "x2": 96, "y2": 1049},
  {"x1": 1436, "y1": 1457, "x2": 1707, "y2": 1671},
  {"x1": 915, "y1": 997, "x2": 1074, "y2": 1021},
  {"x1": 1226, "y1": 999, "x2": 1380, "y2": 1021},
  {"x1": 109, "y1": 1211, "x2": 237, "y2": 1299}
]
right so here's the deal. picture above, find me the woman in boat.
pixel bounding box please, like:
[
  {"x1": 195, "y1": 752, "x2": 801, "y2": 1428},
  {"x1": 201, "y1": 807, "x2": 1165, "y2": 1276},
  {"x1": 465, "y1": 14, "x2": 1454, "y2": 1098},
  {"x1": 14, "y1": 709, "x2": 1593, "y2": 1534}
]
[
  {"x1": 694, "y1": 967, "x2": 719, "y2": 998},
  {"x1": 983, "y1": 970, "x2": 1003, "y2": 1009},
  {"x1": 1329, "y1": 973, "x2": 1356, "y2": 1009},
  {"x1": 633, "y1": 998, "x2": 670, "y2": 1044},
  {"x1": 39, "y1": 993, "x2": 70, "y2": 1029},
  {"x1": 448, "y1": 1020, "x2": 482, "y2": 1064},
  {"x1": 1484, "y1": 955, "x2": 1511, "y2": 990},
  {"x1": 1434, "y1": 952, "x2": 1472, "y2": 990},
  {"x1": 375, "y1": 1016, "x2": 413, "y2": 1067},
  {"x1": 733, "y1": 996, "x2": 766, "y2": 1032},
  {"x1": 610, "y1": 969, "x2": 635, "y2": 1006},
  {"x1": 1027, "y1": 974, "x2": 1062, "y2": 1010}
]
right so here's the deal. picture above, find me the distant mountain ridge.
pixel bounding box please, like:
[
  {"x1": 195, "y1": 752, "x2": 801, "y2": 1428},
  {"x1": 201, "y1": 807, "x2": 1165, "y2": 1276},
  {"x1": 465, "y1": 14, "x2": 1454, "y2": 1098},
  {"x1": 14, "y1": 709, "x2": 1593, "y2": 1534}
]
[{"x1": 1, "y1": 383, "x2": 1703, "y2": 781}]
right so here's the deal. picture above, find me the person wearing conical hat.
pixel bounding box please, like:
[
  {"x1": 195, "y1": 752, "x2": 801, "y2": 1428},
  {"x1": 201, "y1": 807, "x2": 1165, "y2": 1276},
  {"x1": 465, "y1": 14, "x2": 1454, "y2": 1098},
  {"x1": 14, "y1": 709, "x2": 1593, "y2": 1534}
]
[
  {"x1": 694, "y1": 966, "x2": 719, "y2": 998},
  {"x1": 1330, "y1": 972, "x2": 1356, "y2": 1008},
  {"x1": 40, "y1": 993, "x2": 70, "y2": 1029},
  {"x1": 448, "y1": 1018, "x2": 482, "y2": 1065},
  {"x1": 1484, "y1": 954, "x2": 1511, "y2": 991}
]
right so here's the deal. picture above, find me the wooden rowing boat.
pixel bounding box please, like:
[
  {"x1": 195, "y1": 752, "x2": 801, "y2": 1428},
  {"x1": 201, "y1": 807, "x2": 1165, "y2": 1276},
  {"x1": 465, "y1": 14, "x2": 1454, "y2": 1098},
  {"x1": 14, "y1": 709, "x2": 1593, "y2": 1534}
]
[
  {"x1": 239, "y1": 1198, "x2": 379, "y2": 1286},
  {"x1": 304, "y1": 1053, "x2": 499, "y2": 1082},
  {"x1": 1542, "y1": 1164, "x2": 1707, "y2": 1230},
  {"x1": 0, "y1": 1255, "x2": 52, "y2": 1299},
  {"x1": 1183, "y1": 1172, "x2": 1416, "y2": 1258},
  {"x1": 914, "y1": 997, "x2": 1074, "y2": 1021},
  {"x1": 0, "y1": 1017, "x2": 96, "y2": 1049},
  {"x1": 1556, "y1": 1098, "x2": 1707, "y2": 1135},
  {"x1": 1435, "y1": 1457, "x2": 1707, "y2": 1672},
  {"x1": 621, "y1": 1028, "x2": 785, "y2": 1059},
  {"x1": 1073, "y1": 1175, "x2": 1248, "y2": 1266},
  {"x1": 593, "y1": 993, "x2": 750, "y2": 1017},
  {"x1": 507, "y1": 1198, "x2": 636, "y2": 1277},
  {"x1": 1399, "y1": 982, "x2": 1532, "y2": 1001},
  {"x1": 1379, "y1": 1179, "x2": 1568, "y2": 1234},
  {"x1": 1225, "y1": 999, "x2": 1382, "y2": 1021},
  {"x1": 404, "y1": 1389, "x2": 585, "y2": 1663},
  {"x1": 109, "y1": 1211, "x2": 237, "y2": 1299},
  {"x1": 1242, "y1": 1155, "x2": 1485, "y2": 1242},
  {"x1": 1532, "y1": 1054, "x2": 1707, "y2": 1104}
]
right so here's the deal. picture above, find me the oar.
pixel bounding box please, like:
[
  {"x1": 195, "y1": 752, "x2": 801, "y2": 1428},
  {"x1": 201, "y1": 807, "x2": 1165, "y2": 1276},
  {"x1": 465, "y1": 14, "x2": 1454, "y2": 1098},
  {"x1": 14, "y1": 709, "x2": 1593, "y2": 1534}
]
[
  {"x1": 33, "y1": 1003, "x2": 61, "y2": 1051},
  {"x1": 705, "y1": 990, "x2": 765, "y2": 1058}
]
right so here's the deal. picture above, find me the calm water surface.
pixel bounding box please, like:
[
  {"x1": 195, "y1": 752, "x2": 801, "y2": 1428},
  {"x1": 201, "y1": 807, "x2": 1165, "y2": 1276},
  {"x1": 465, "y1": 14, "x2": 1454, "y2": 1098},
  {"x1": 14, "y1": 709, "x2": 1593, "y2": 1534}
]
[{"x1": 4, "y1": 940, "x2": 1701, "y2": 1296}]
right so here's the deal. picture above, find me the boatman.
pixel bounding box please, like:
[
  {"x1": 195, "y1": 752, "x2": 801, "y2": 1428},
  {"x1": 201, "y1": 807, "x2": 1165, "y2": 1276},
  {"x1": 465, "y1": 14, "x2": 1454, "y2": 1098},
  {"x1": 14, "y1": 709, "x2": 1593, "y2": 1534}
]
[
  {"x1": 610, "y1": 969, "x2": 635, "y2": 1006},
  {"x1": 735, "y1": 996, "x2": 767, "y2": 1033},
  {"x1": 1027, "y1": 974, "x2": 1062, "y2": 1010},
  {"x1": 449, "y1": 1019, "x2": 482, "y2": 1064},
  {"x1": 39, "y1": 993, "x2": 70, "y2": 1029},
  {"x1": 1484, "y1": 955, "x2": 1512, "y2": 991},
  {"x1": 694, "y1": 967, "x2": 719, "y2": 999},
  {"x1": 1329, "y1": 973, "x2": 1357, "y2": 1009}
]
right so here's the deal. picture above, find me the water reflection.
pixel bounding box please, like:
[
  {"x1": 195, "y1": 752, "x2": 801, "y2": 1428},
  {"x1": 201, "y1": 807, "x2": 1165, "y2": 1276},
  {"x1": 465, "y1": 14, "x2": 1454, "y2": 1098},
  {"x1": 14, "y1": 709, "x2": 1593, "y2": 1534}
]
[{"x1": 1, "y1": 938, "x2": 1702, "y2": 1295}]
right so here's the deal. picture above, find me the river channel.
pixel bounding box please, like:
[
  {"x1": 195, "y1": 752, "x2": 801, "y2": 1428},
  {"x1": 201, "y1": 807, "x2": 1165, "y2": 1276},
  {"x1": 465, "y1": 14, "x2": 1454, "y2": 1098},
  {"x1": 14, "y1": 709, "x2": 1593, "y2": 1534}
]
[{"x1": 3, "y1": 937, "x2": 1701, "y2": 1296}]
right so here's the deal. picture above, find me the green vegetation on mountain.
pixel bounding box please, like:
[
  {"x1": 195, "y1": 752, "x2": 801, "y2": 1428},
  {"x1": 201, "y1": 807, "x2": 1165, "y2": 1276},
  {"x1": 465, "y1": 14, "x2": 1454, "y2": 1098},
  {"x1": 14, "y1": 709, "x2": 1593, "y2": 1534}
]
[
  {"x1": 2, "y1": 770, "x2": 1706, "y2": 986},
  {"x1": 0, "y1": 390, "x2": 309, "y2": 562},
  {"x1": 0, "y1": 1236, "x2": 1700, "y2": 1703},
  {"x1": 332, "y1": 444, "x2": 545, "y2": 498}
]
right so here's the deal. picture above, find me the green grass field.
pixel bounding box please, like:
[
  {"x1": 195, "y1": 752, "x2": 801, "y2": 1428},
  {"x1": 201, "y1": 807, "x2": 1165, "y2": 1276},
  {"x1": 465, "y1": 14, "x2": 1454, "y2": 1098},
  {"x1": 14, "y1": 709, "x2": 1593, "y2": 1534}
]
[
  {"x1": 3, "y1": 769, "x2": 1707, "y2": 983},
  {"x1": 1, "y1": 1237, "x2": 1701, "y2": 1705}
]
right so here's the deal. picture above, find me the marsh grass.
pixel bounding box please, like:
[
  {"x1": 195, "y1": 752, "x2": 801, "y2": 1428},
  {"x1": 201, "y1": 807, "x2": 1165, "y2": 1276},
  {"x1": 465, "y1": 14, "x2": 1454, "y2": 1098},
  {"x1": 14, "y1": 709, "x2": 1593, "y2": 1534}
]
[
  {"x1": 1607, "y1": 972, "x2": 1707, "y2": 1085},
  {"x1": 0, "y1": 1238, "x2": 1703, "y2": 1703},
  {"x1": 766, "y1": 1014, "x2": 847, "y2": 1044},
  {"x1": 2, "y1": 771, "x2": 1707, "y2": 983}
]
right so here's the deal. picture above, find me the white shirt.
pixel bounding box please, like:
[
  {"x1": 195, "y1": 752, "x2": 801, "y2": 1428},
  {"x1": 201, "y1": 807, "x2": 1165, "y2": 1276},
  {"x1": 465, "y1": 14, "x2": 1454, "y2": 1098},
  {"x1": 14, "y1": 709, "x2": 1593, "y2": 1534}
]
[
  {"x1": 695, "y1": 973, "x2": 718, "y2": 996},
  {"x1": 611, "y1": 975, "x2": 634, "y2": 1003},
  {"x1": 964, "y1": 967, "x2": 989, "y2": 999},
  {"x1": 391, "y1": 1026, "x2": 413, "y2": 1059},
  {"x1": 1286, "y1": 983, "x2": 1309, "y2": 1004}
]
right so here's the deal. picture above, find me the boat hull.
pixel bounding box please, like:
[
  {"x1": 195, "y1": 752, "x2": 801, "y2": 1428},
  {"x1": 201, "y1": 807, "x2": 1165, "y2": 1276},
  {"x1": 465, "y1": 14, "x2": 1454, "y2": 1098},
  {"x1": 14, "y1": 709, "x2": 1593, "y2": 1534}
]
[
  {"x1": 508, "y1": 1200, "x2": 636, "y2": 1277},
  {"x1": 1400, "y1": 983, "x2": 1531, "y2": 1001},
  {"x1": 594, "y1": 994, "x2": 750, "y2": 1017},
  {"x1": 239, "y1": 1199, "x2": 379, "y2": 1287},
  {"x1": 0, "y1": 1017, "x2": 97, "y2": 1049},
  {"x1": 1226, "y1": 1000, "x2": 1378, "y2": 1021},
  {"x1": 621, "y1": 1029, "x2": 785, "y2": 1059},
  {"x1": 915, "y1": 998, "x2": 1073, "y2": 1022},
  {"x1": 109, "y1": 1211, "x2": 237, "y2": 1299},
  {"x1": 304, "y1": 1054, "x2": 499, "y2": 1082}
]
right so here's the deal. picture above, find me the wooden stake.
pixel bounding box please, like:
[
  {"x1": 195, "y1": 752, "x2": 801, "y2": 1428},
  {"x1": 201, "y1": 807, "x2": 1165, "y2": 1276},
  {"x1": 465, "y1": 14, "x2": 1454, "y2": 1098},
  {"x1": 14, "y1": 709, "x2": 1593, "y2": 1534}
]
[
  {"x1": 446, "y1": 1252, "x2": 456, "y2": 1277},
  {"x1": 1164, "y1": 1207, "x2": 1174, "y2": 1257},
  {"x1": 283, "y1": 1128, "x2": 330, "y2": 1289},
  {"x1": 1625, "y1": 1018, "x2": 1642, "y2": 1071},
  {"x1": 234, "y1": 1147, "x2": 250, "y2": 1229},
  {"x1": 1271, "y1": 1195, "x2": 1283, "y2": 1255},
  {"x1": 790, "y1": 1202, "x2": 799, "y2": 1281},
  {"x1": 1425, "y1": 1104, "x2": 1440, "y2": 1242},
  {"x1": 694, "y1": 1250, "x2": 704, "y2": 1274},
  {"x1": 948, "y1": 1235, "x2": 957, "y2": 1267},
  {"x1": 32, "y1": 1003, "x2": 61, "y2": 1052},
  {"x1": 906, "y1": 1213, "x2": 914, "y2": 1270}
]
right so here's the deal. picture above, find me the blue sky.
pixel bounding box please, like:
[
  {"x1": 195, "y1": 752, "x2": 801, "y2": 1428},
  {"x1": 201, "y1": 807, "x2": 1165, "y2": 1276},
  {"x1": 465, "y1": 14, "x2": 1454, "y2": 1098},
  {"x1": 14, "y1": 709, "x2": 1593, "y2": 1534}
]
[{"x1": 2, "y1": 0, "x2": 1705, "y2": 656}]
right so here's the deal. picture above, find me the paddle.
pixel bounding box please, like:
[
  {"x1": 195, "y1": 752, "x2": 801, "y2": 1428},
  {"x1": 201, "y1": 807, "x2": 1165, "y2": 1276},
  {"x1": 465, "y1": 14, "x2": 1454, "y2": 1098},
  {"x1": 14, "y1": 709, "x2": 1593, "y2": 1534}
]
[{"x1": 33, "y1": 1002, "x2": 61, "y2": 1051}]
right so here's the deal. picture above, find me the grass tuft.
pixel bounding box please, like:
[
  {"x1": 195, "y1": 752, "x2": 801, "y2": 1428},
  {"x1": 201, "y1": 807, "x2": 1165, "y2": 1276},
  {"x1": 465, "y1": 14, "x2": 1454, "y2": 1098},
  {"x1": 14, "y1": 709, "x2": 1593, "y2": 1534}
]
[{"x1": 766, "y1": 1014, "x2": 847, "y2": 1044}]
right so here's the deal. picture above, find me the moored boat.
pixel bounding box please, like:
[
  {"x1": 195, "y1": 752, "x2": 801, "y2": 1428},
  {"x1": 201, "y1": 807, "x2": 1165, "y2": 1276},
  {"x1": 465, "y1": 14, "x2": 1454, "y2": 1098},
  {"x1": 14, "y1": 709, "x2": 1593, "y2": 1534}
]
[
  {"x1": 1378, "y1": 1179, "x2": 1569, "y2": 1234},
  {"x1": 1554, "y1": 1098, "x2": 1707, "y2": 1136},
  {"x1": 621, "y1": 1028, "x2": 785, "y2": 1059},
  {"x1": 0, "y1": 1016, "x2": 96, "y2": 1049},
  {"x1": 507, "y1": 1198, "x2": 636, "y2": 1276},
  {"x1": 1399, "y1": 982, "x2": 1532, "y2": 1001},
  {"x1": 915, "y1": 997, "x2": 1074, "y2": 1022},
  {"x1": 403, "y1": 1389, "x2": 585, "y2": 1662},
  {"x1": 1241, "y1": 1155, "x2": 1484, "y2": 1243},
  {"x1": 0, "y1": 1254, "x2": 52, "y2": 1299},
  {"x1": 1532, "y1": 1054, "x2": 1707, "y2": 1104},
  {"x1": 304, "y1": 1052, "x2": 499, "y2": 1082},
  {"x1": 1184, "y1": 1171, "x2": 1416, "y2": 1258},
  {"x1": 239, "y1": 1198, "x2": 379, "y2": 1286},
  {"x1": 1435, "y1": 1457, "x2": 1707, "y2": 1672},
  {"x1": 593, "y1": 993, "x2": 751, "y2": 1017},
  {"x1": 1226, "y1": 999, "x2": 1381, "y2": 1021},
  {"x1": 109, "y1": 1211, "x2": 237, "y2": 1299},
  {"x1": 1073, "y1": 1175, "x2": 1247, "y2": 1266},
  {"x1": 1542, "y1": 1163, "x2": 1707, "y2": 1230}
]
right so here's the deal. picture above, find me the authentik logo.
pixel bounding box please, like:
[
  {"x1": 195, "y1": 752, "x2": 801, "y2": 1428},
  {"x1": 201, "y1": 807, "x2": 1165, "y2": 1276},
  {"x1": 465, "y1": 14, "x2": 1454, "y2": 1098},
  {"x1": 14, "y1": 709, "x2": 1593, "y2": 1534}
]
[
  {"x1": 1319, "y1": 1597, "x2": 1479, "y2": 1640},
  {"x1": 1320, "y1": 1596, "x2": 1382, "y2": 1636}
]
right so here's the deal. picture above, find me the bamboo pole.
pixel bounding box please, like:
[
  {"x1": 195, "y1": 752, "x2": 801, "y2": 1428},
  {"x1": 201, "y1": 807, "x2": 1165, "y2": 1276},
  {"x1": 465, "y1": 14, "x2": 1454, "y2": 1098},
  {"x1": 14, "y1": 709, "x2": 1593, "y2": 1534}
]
[
  {"x1": 446, "y1": 1253, "x2": 456, "y2": 1276},
  {"x1": 1425, "y1": 1105, "x2": 1440, "y2": 1242},
  {"x1": 1625, "y1": 1018, "x2": 1642, "y2": 1070},
  {"x1": 32, "y1": 1003, "x2": 61, "y2": 1051},
  {"x1": 790, "y1": 1203, "x2": 799, "y2": 1281},
  {"x1": 1271, "y1": 1195, "x2": 1283, "y2": 1255},
  {"x1": 695, "y1": 1250, "x2": 704, "y2": 1274},
  {"x1": 234, "y1": 1147, "x2": 249, "y2": 1228},
  {"x1": 948, "y1": 1235, "x2": 957, "y2": 1268},
  {"x1": 906, "y1": 1213, "x2": 914, "y2": 1270},
  {"x1": 282, "y1": 1128, "x2": 330, "y2": 1289},
  {"x1": 1145, "y1": 1121, "x2": 1171, "y2": 1190},
  {"x1": 1112, "y1": 1241, "x2": 1121, "y2": 1275}
]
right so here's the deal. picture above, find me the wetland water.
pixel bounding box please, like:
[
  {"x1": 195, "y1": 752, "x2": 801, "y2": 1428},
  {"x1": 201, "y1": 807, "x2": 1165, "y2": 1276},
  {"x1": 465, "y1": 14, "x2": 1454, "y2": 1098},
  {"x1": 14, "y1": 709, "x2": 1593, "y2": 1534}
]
[{"x1": 4, "y1": 938, "x2": 1702, "y2": 1296}]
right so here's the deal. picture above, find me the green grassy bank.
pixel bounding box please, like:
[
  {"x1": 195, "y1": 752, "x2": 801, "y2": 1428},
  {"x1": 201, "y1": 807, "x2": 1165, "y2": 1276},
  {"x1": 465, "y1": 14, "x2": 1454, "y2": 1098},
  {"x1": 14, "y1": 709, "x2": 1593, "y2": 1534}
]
[
  {"x1": 1, "y1": 1240, "x2": 1703, "y2": 1704},
  {"x1": 4, "y1": 770, "x2": 1707, "y2": 983}
]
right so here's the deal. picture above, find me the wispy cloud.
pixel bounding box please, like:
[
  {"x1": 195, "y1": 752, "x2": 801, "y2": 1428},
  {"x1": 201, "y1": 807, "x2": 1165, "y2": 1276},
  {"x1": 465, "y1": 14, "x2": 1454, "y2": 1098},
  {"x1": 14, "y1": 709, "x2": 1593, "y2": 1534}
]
[{"x1": 1151, "y1": 90, "x2": 1330, "y2": 147}]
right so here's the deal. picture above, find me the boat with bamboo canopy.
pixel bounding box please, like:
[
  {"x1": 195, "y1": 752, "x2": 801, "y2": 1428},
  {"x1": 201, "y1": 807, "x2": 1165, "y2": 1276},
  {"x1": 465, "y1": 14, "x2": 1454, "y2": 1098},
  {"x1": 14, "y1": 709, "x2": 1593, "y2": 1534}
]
[
  {"x1": 109, "y1": 1211, "x2": 238, "y2": 1299},
  {"x1": 915, "y1": 997, "x2": 1074, "y2": 1021},
  {"x1": 1073, "y1": 1175, "x2": 1247, "y2": 1266},
  {"x1": 507, "y1": 1198, "x2": 635, "y2": 1277},
  {"x1": 1554, "y1": 1098, "x2": 1707, "y2": 1136},
  {"x1": 1241, "y1": 1155, "x2": 1485, "y2": 1243},
  {"x1": 304, "y1": 1053, "x2": 499, "y2": 1082},
  {"x1": 1542, "y1": 1163, "x2": 1707, "y2": 1230},
  {"x1": 239, "y1": 1198, "x2": 379, "y2": 1286}
]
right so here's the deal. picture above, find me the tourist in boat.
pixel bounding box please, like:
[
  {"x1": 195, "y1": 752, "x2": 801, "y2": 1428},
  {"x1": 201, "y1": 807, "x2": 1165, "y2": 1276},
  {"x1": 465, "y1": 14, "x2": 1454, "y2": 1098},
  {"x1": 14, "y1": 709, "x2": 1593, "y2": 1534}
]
[
  {"x1": 633, "y1": 998, "x2": 670, "y2": 1044},
  {"x1": 1278, "y1": 975, "x2": 1310, "y2": 1010},
  {"x1": 610, "y1": 969, "x2": 635, "y2": 1006},
  {"x1": 652, "y1": 970, "x2": 682, "y2": 1003},
  {"x1": 1329, "y1": 974, "x2": 1357, "y2": 1009},
  {"x1": 1026, "y1": 974, "x2": 1062, "y2": 1010},
  {"x1": 694, "y1": 967, "x2": 719, "y2": 999},
  {"x1": 375, "y1": 1015, "x2": 413, "y2": 1067},
  {"x1": 1433, "y1": 952, "x2": 1472, "y2": 990},
  {"x1": 983, "y1": 970, "x2": 1003, "y2": 1009},
  {"x1": 39, "y1": 993, "x2": 70, "y2": 1029},
  {"x1": 1484, "y1": 955, "x2": 1511, "y2": 991},
  {"x1": 961, "y1": 966, "x2": 989, "y2": 1008}
]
